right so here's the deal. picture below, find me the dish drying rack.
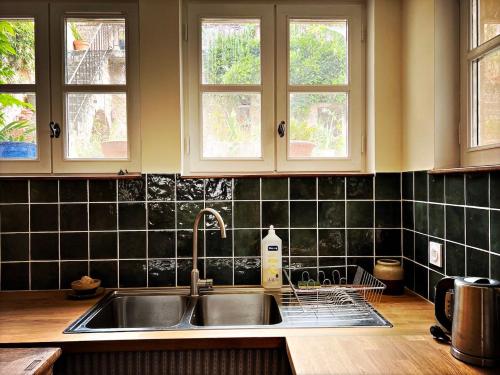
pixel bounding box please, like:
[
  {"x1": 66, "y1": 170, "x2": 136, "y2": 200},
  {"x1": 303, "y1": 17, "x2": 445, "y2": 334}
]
[{"x1": 281, "y1": 265, "x2": 389, "y2": 326}]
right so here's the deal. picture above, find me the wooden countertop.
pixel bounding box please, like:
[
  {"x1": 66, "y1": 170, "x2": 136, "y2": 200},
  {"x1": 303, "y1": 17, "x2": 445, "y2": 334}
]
[
  {"x1": 0, "y1": 348, "x2": 61, "y2": 375},
  {"x1": 0, "y1": 289, "x2": 493, "y2": 374}
]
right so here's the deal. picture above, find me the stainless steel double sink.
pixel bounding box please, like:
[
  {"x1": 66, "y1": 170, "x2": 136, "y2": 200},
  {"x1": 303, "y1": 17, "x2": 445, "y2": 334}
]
[{"x1": 65, "y1": 290, "x2": 283, "y2": 333}]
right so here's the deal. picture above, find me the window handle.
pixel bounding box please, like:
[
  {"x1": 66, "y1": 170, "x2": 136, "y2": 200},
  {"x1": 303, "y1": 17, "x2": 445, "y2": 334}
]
[
  {"x1": 49, "y1": 121, "x2": 61, "y2": 138},
  {"x1": 278, "y1": 121, "x2": 286, "y2": 138}
]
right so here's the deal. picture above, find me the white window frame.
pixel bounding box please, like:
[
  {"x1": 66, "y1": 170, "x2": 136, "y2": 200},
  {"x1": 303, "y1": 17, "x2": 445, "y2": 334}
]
[
  {"x1": 185, "y1": 3, "x2": 275, "y2": 173},
  {"x1": 0, "y1": 2, "x2": 52, "y2": 173},
  {"x1": 50, "y1": 2, "x2": 141, "y2": 173},
  {"x1": 276, "y1": 4, "x2": 364, "y2": 172},
  {"x1": 183, "y1": 2, "x2": 365, "y2": 175},
  {"x1": 460, "y1": 0, "x2": 500, "y2": 167}
]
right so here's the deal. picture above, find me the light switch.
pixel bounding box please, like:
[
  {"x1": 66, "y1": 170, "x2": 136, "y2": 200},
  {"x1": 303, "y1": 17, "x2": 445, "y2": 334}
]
[{"x1": 429, "y1": 241, "x2": 443, "y2": 267}]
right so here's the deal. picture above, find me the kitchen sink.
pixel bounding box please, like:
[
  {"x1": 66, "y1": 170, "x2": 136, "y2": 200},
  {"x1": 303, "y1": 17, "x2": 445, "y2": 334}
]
[
  {"x1": 65, "y1": 291, "x2": 192, "y2": 332},
  {"x1": 86, "y1": 294, "x2": 189, "y2": 329},
  {"x1": 190, "y1": 293, "x2": 282, "y2": 327}
]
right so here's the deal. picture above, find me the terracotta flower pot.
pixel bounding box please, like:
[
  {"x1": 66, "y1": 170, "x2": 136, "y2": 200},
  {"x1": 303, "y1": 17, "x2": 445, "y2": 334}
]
[
  {"x1": 73, "y1": 40, "x2": 90, "y2": 51},
  {"x1": 290, "y1": 140, "x2": 315, "y2": 157},
  {"x1": 101, "y1": 141, "x2": 127, "y2": 158}
]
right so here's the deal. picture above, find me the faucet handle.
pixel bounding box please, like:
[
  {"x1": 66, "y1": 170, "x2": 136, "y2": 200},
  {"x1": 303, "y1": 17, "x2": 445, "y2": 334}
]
[{"x1": 198, "y1": 278, "x2": 213, "y2": 290}]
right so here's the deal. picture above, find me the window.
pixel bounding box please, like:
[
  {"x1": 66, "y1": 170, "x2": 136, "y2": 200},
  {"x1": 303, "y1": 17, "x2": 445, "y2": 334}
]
[
  {"x1": 461, "y1": 0, "x2": 500, "y2": 166},
  {"x1": 184, "y1": 3, "x2": 364, "y2": 174},
  {"x1": 0, "y1": 2, "x2": 139, "y2": 174}
]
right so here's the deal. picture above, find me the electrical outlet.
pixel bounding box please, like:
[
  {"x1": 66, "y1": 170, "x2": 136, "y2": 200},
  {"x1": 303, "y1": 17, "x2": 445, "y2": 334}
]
[{"x1": 429, "y1": 241, "x2": 443, "y2": 267}]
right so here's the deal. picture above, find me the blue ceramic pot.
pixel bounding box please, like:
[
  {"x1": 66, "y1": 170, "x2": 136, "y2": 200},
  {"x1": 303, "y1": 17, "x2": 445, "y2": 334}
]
[{"x1": 0, "y1": 141, "x2": 36, "y2": 158}]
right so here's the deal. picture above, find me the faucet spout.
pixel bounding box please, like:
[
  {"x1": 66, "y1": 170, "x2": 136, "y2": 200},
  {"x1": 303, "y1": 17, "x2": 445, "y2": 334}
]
[{"x1": 191, "y1": 208, "x2": 226, "y2": 296}]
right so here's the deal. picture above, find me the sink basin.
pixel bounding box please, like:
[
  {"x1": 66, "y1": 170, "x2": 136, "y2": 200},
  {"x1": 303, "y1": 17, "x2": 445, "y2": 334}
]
[
  {"x1": 67, "y1": 292, "x2": 189, "y2": 332},
  {"x1": 190, "y1": 293, "x2": 282, "y2": 326}
]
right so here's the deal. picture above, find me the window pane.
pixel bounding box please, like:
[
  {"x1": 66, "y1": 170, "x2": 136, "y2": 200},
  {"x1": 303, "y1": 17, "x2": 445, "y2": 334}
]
[
  {"x1": 289, "y1": 92, "x2": 347, "y2": 158},
  {"x1": 201, "y1": 19, "x2": 261, "y2": 85},
  {"x1": 0, "y1": 92, "x2": 36, "y2": 159},
  {"x1": 289, "y1": 20, "x2": 347, "y2": 85},
  {"x1": 66, "y1": 93, "x2": 127, "y2": 159},
  {"x1": 473, "y1": 0, "x2": 500, "y2": 47},
  {"x1": 473, "y1": 48, "x2": 500, "y2": 147},
  {"x1": 0, "y1": 19, "x2": 35, "y2": 84},
  {"x1": 202, "y1": 92, "x2": 261, "y2": 158},
  {"x1": 65, "y1": 18, "x2": 126, "y2": 85}
]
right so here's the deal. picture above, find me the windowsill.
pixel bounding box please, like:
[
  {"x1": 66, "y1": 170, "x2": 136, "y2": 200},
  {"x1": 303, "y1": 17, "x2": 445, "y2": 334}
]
[
  {"x1": 181, "y1": 172, "x2": 375, "y2": 179},
  {"x1": 429, "y1": 164, "x2": 500, "y2": 174},
  {"x1": 0, "y1": 173, "x2": 142, "y2": 180}
]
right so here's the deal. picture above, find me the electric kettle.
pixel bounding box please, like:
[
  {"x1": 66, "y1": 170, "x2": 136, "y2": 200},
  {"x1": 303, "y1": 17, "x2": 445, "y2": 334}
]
[{"x1": 434, "y1": 276, "x2": 500, "y2": 367}]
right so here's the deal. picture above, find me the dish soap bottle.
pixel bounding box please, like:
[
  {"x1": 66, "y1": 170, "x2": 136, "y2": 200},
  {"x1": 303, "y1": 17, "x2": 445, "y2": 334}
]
[{"x1": 261, "y1": 225, "x2": 282, "y2": 289}]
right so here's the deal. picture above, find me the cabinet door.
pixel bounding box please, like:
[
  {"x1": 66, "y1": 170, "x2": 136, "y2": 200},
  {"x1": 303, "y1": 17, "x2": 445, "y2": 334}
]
[
  {"x1": 0, "y1": 2, "x2": 51, "y2": 173},
  {"x1": 50, "y1": 2, "x2": 141, "y2": 173}
]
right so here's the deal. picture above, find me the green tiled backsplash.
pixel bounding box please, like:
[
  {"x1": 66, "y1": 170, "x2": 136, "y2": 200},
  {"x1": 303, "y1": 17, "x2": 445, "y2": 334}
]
[
  {"x1": 0, "y1": 174, "x2": 403, "y2": 291},
  {"x1": 402, "y1": 171, "x2": 500, "y2": 302}
]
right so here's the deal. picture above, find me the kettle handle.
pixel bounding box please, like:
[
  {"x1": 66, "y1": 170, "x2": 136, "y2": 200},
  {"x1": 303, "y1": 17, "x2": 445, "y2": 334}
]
[{"x1": 434, "y1": 276, "x2": 455, "y2": 332}]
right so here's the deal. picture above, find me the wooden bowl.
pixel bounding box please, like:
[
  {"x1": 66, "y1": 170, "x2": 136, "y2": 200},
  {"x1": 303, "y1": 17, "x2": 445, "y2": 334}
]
[{"x1": 71, "y1": 278, "x2": 101, "y2": 295}]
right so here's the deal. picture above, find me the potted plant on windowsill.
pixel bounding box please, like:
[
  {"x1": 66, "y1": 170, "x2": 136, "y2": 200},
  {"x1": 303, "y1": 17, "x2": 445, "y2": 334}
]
[
  {"x1": 289, "y1": 121, "x2": 316, "y2": 157},
  {"x1": 0, "y1": 94, "x2": 36, "y2": 158},
  {"x1": 92, "y1": 110, "x2": 127, "y2": 158},
  {"x1": 70, "y1": 23, "x2": 89, "y2": 51}
]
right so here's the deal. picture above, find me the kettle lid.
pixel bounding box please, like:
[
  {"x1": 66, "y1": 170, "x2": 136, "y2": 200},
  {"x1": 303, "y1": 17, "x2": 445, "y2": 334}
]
[{"x1": 461, "y1": 277, "x2": 500, "y2": 287}]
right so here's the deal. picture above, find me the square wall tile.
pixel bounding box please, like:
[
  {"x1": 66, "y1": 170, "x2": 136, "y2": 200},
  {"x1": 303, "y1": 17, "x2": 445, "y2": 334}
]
[
  {"x1": 234, "y1": 201, "x2": 260, "y2": 228},
  {"x1": 445, "y1": 206, "x2": 465, "y2": 244},
  {"x1": 147, "y1": 202, "x2": 175, "y2": 229},
  {"x1": 234, "y1": 257, "x2": 261, "y2": 285},
  {"x1": 89, "y1": 232, "x2": 117, "y2": 259},
  {"x1": 234, "y1": 229, "x2": 260, "y2": 257},
  {"x1": 402, "y1": 172, "x2": 413, "y2": 200},
  {"x1": 465, "y1": 208, "x2": 489, "y2": 250},
  {"x1": 148, "y1": 259, "x2": 175, "y2": 287},
  {"x1": 445, "y1": 174, "x2": 465, "y2": 205},
  {"x1": 403, "y1": 229, "x2": 414, "y2": 259},
  {"x1": 290, "y1": 178, "x2": 316, "y2": 200},
  {"x1": 176, "y1": 202, "x2": 203, "y2": 229},
  {"x1": 375, "y1": 173, "x2": 400, "y2": 200},
  {"x1": 375, "y1": 229, "x2": 401, "y2": 256},
  {"x1": 0, "y1": 180, "x2": 28, "y2": 203},
  {"x1": 90, "y1": 260, "x2": 117, "y2": 288},
  {"x1": 428, "y1": 174, "x2": 444, "y2": 203},
  {"x1": 176, "y1": 230, "x2": 203, "y2": 258},
  {"x1": 262, "y1": 178, "x2": 288, "y2": 200},
  {"x1": 466, "y1": 173, "x2": 489, "y2": 207},
  {"x1": 205, "y1": 201, "x2": 232, "y2": 229},
  {"x1": 290, "y1": 201, "x2": 317, "y2": 228},
  {"x1": 206, "y1": 258, "x2": 233, "y2": 285},
  {"x1": 60, "y1": 232, "x2": 88, "y2": 260},
  {"x1": 347, "y1": 229, "x2": 373, "y2": 256},
  {"x1": 446, "y1": 242, "x2": 465, "y2": 277},
  {"x1": 206, "y1": 230, "x2": 232, "y2": 257},
  {"x1": 147, "y1": 174, "x2": 175, "y2": 201},
  {"x1": 1, "y1": 233, "x2": 29, "y2": 261},
  {"x1": 1, "y1": 262, "x2": 29, "y2": 290},
  {"x1": 205, "y1": 178, "x2": 232, "y2": 200},
  {"x1": 31, "y1": 262, "x2": 59, "y2": 290},
  {"x1": 346, "y1": 176, "x2": 373, "y2": 199},
  {"x1": 233, "y1": 178, "x2": 260, "y2": 200},
  {"x1": 262, "y1": 201, "x2": 289, "y2": 228},
  {"x1": 30, "y1": 180, "x2": 58, "y2": 203},
  {"x1": 428, "y1": 204, "x2": 444, "y2": 238},
  {"x1": 375, "y1": 201, "x2": 401, "y2": 228},
  {"x1": 318, "y1": 177, "x2": 344, "y2": 200},
  {"x1": 414, "y1": 171, "x2": 428, "y2": 202},
  {"x1": 89, "y1": 180, "x2": 116, "y2": 202},
  {"x1": 119, "y1": 260, "x2": 147, "y2": 287},
  {"x1": 30, "y1": 204, "x2": 58, "y2": 232},
  {"x1": 176, "y1": 178, "x2": 204, "y2": 201},
  {"x1": 148, "y1": 231, "x2": 175, "y2": 258},
  {"x1": 60, "y1": 204, "x2": 88, "y2": 231},
  {"x1": 491, "y1": 172, "x2": 500, "y2": 209},
  {"x1": 0, "y1": 204, "x2": 29, "y2": 232},
  {"x1": 414, "y1": 233, "x2": 428, "y2": 265},
  {"x1": 119, "y1": 231, "x2": 146, "y2": 259},
  {"x1": 290, "y1": 229, "x2": 317, "y2": 256},
  {"x1": 31, "y1": 233, "x2": 58, "y2": 260},
  {"x1": 118, "y1": 203, "x2": 146, "y2": 230},
  {"x1": 346, "y1": 201, "x2": 373, "y2": 228},
  {"x1": 118, "y1": 177, "x2": 146, "y2": 201},
  {"x1": 466, "y1": 247, "x2": 489, "y2": 278},
  {"x1": 89, "y1": 203, "x2": 117, "y2": 231},
  {"x1": 60, "y1": 180, "x2": 87, "y2": 202},
  {"x1": 318, "y1": 201, "x2": 345, "y2": 228},
  {"x1": 491, "y1": 210, "x2": 500, "y2": 254},
  {"x1": 318, "y1": 229, "x2": 345, "y2": 256}
]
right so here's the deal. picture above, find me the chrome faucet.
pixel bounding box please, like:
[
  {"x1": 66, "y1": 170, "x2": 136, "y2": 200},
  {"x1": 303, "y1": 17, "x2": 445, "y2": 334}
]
[{"x1": 191, "y1": 208, "x2": 226, "y2": 296}]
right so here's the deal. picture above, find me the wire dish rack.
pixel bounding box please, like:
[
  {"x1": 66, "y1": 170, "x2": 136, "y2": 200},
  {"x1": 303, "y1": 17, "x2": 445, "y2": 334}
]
[{"x1": 281, "y1": 265, "x2": 391, "y2": 327}]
